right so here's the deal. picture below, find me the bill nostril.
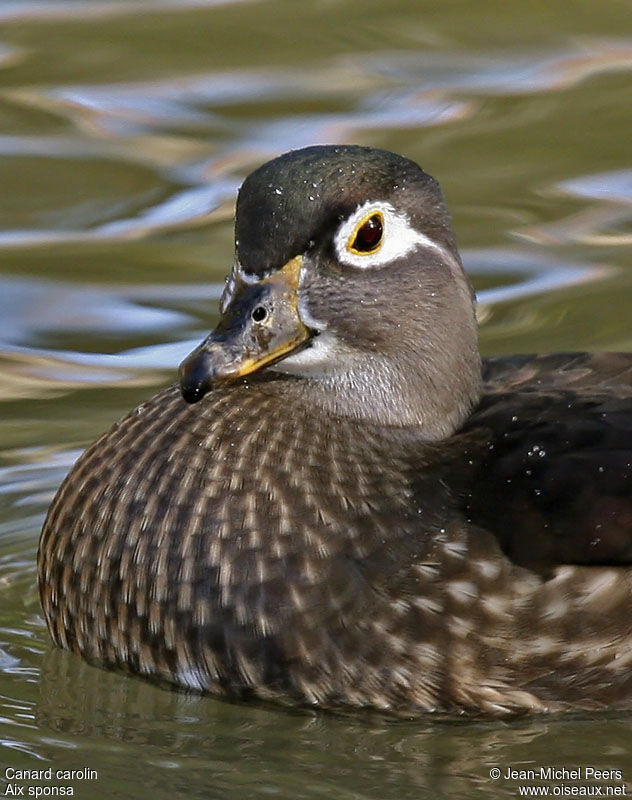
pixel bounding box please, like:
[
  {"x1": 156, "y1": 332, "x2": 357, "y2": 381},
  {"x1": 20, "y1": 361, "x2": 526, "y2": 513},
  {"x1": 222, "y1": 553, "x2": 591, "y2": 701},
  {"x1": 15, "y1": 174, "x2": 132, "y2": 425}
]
[{"x1": 251, "y1": 306, "x2": 268, "y2": 323}]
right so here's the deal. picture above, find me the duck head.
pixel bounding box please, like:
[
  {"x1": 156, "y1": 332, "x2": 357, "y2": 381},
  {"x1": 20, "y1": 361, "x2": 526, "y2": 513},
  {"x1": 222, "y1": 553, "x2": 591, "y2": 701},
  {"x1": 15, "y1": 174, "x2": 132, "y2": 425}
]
[{"x1": 179, "y1": 145, "x2": 481, "y2": 437}]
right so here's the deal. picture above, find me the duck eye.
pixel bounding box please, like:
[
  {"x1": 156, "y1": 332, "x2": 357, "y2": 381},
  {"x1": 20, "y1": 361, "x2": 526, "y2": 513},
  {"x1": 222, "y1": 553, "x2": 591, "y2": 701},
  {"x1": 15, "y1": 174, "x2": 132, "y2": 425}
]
[{"x1": 349, "y1": 212, "x2": 384, "y2": 255}]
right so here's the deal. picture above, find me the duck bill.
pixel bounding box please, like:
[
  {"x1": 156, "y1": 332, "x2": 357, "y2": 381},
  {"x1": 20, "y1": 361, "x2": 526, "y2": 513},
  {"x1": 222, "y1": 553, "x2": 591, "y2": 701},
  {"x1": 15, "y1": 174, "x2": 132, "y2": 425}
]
[{"x1": 179, "y1": 256, "x2": 312, "y2": 403}]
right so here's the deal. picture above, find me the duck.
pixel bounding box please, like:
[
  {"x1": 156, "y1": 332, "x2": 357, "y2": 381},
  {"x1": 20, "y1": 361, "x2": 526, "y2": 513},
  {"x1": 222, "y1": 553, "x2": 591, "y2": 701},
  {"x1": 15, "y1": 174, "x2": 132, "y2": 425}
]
[{"x1": 38, "y1": 144, "x2": 632, "y2": 716}]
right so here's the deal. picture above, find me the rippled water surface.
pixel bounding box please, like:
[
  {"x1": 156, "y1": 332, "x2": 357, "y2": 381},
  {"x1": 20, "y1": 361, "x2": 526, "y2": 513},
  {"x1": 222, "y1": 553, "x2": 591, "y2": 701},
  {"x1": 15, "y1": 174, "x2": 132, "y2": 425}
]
[{"x1": 2, "y1": 1, "x2": 632, "y2": 797}]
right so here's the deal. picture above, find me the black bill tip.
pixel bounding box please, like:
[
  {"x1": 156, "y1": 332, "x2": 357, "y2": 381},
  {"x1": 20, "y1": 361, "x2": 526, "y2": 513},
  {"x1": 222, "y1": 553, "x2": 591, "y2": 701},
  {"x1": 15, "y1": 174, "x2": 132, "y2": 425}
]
[{"x1": 179, "y1": 348, "x2": 214, "y2": 404}]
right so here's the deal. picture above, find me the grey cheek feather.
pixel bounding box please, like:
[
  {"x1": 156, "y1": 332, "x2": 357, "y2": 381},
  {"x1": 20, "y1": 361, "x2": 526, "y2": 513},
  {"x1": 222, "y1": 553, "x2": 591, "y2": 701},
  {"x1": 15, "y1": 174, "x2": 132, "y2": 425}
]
[
  {"x1": 272, "y1": 332, "x2": 341, "y2": 376},
  {"x1": 297, "y1": 290, "x2": 327, "y2": 333}
]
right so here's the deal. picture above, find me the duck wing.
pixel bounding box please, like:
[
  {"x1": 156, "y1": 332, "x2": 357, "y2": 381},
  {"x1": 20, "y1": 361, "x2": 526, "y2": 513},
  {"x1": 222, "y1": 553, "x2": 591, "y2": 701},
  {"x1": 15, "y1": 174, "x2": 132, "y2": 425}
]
[{"x1": 448, "y1": 352, "x2": 632, "y2": 573}]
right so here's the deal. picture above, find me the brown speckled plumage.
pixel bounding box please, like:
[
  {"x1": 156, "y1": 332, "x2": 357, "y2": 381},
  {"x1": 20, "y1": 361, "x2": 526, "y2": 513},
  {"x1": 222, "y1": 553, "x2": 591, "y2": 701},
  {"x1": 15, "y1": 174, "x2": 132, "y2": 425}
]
[{"x1": 38, "y1": 146, "x2": 632, "y2": 715}]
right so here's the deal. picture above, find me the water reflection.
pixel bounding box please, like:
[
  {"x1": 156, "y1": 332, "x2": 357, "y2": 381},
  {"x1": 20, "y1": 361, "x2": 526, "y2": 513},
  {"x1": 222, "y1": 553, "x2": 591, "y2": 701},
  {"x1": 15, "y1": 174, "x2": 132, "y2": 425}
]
[
  {"x1": 2, "y1": 35, "x2": 632, "y2": 248},
  {"x1": 522, "y1": 168, "x2": 632, "y2": 247},
  {"x1": 29, "y1": 649, "x2": 632, "y2": 799},
  {"x1": 0, "y1": 0, "x2": 252, "y2": 25}
]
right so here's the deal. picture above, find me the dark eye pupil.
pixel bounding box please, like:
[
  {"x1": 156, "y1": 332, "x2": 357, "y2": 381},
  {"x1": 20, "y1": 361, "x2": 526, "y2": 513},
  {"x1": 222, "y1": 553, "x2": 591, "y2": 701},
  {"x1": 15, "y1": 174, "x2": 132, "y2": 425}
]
[
  {"x1": 252, "y1": 306, "x2": 267, "y2": 322},
  {"x1": 353, "y1": 214, "x2": 383, "y2": 252}
]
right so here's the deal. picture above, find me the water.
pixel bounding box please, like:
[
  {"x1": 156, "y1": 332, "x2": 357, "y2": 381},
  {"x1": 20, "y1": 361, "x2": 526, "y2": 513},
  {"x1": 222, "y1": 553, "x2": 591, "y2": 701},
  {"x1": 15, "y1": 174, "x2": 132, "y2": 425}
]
[{"x1": 1, "y1": 0, "x2": 632, "y2": 797}]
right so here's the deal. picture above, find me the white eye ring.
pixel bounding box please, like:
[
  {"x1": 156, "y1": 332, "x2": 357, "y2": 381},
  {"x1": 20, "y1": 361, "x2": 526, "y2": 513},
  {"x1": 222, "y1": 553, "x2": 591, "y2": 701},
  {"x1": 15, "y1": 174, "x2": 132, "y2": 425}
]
[{"x1": 334, "y1": 200, "x2": 445, "y2": 270}]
